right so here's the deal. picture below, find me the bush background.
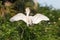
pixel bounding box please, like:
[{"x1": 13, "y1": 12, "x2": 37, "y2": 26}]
[{"x1": 0, "y1": 0, "x2": 60, "y2": 40}]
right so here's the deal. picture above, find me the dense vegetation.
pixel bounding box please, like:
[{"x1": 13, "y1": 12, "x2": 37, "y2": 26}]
[{"x1": 0, "y1": 0, "x2": 60, "y2": 40}]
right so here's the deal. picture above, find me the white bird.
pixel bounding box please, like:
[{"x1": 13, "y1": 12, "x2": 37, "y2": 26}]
[{"x1": 10, "y1": 7, "x2": 49, "y2": 26}]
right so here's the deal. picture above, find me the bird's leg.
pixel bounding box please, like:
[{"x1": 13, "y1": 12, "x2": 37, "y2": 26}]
[
  {"x1": 30, "y1": 23, "x2": 34, "y2": 27},
  {"x1": 27, "y1": 24, "x2": 29, "y2": 27}
]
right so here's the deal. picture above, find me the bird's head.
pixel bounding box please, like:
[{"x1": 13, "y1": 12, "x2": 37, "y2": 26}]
[{"x1": 25, "y1": 7, "x2": 30, "y2": 16}]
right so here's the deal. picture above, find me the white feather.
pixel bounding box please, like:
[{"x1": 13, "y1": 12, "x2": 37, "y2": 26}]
[
  {"x1": 10, "y1": 7, "x2": 49, "y2": 26},
  {"x1": 32, "y1": 14, "x2": 49, "y2": 24},
  {"x1": 10, "y1": 13, "x2": 26, "y2": 22}
]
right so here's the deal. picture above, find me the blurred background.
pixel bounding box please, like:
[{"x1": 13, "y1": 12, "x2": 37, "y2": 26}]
[
  {"x1": 0, "y1": 0, "x2": 60, "y2": 40},
  {"x1": 38, "y1": 0, "x2": 60, "y2": 9}
]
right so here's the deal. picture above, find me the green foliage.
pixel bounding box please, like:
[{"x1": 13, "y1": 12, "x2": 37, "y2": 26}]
[{"x1": 0, "y1": 0, "x2": 60, "y2": 40}]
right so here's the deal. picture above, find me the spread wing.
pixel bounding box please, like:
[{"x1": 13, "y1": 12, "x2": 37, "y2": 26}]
[
  {"x1": 10, "y1": 13, "x2": 26, "y2": 22},
  {"x1": 32, "y1": 13, "x2": 49, "y2": 24}
]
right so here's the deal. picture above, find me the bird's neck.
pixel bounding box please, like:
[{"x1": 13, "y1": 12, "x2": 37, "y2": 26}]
[{"x1": 26, "y1": 13, "x2": 29, "y2": 17}]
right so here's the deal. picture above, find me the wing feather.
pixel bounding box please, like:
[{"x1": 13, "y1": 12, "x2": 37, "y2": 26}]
[
  {"x1": 10, "y1": 13, "x2": 26, "y2": 22},
  {"x1": 32, "y1": 13, "x2": 49, "y2": 24}
]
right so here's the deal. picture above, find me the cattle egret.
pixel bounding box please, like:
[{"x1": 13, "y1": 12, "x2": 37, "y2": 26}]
[{"x1": 10, "y1": 7, "x2": 49, "y2": 26}]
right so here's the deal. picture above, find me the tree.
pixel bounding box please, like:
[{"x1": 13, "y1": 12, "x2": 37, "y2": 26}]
[{"x1": 0, "y1": 0, "x2": 60, "y2": 40}]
